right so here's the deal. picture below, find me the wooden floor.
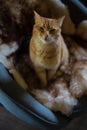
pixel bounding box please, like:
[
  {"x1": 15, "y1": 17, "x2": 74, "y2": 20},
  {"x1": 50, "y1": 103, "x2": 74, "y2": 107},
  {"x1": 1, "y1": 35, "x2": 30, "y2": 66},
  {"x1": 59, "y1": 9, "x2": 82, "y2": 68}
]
[{"x1": 0, "y1": 105, "x2": 87, "y2": 130}]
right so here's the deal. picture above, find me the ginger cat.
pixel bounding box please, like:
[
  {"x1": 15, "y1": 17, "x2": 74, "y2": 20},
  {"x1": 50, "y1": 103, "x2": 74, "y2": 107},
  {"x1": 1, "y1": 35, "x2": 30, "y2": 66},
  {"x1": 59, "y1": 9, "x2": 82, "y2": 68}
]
[{"x1": 29, "y1": 11, "x2": 69, "y2": 87}]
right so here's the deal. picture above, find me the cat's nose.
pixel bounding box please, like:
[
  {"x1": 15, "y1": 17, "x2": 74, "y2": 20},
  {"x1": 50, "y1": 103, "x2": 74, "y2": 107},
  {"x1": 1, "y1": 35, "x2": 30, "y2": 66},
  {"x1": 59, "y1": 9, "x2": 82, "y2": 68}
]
[
  {"x1": 45, "y1": 31, "x2": 50, "y2": 41},
  {"x1": 45, "y1": 34, "x2": 49, "y2": 41}
]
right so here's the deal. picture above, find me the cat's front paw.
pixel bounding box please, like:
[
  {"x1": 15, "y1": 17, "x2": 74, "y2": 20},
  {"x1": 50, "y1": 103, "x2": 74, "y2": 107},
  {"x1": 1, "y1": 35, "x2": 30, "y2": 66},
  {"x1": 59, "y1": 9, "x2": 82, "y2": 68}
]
[
  {"x1": 47, "y1": 70, "x2": 57, "y2": 81},
  {"x1": 41, "y1": 79, "x2": 47, "y2": 88}
]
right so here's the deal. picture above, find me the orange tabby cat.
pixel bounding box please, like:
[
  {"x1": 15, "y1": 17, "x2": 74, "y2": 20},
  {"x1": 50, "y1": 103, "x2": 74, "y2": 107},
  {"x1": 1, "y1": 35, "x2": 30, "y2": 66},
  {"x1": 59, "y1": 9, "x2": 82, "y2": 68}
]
[{"x1": 29, "y1": 11, "x2": 69, "y2": 87}]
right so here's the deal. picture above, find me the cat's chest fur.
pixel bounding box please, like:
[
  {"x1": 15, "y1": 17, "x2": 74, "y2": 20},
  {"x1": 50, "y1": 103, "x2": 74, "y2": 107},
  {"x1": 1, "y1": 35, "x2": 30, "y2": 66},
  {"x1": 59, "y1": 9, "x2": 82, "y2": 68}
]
[{"x1": 30, "y1": 37, "x2": 62, "y2": 69}]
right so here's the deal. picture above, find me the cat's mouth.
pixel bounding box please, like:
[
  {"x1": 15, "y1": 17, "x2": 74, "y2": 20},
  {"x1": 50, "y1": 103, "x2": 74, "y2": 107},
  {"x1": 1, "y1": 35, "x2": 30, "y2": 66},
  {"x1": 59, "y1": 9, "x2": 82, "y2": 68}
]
[
  {"x1": 43, "y1": 36, "x2": 57, "y2": 44},
  {"x1": 45, "y1": 37, "x2": 51, "y2": 43},
  {"x1": 38, "y1": 34, "x2": 57, "y2": 44}
]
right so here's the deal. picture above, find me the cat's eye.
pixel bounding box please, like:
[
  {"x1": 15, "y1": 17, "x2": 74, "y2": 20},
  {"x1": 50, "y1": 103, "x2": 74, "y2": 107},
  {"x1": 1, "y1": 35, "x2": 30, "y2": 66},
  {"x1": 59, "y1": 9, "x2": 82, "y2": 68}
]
[
  {"x1": 39, "y1": 27, "x2": 44, "y2": 32},
  {"x1": 50, "y1": 28, "x2": 56, "y2": 33}
]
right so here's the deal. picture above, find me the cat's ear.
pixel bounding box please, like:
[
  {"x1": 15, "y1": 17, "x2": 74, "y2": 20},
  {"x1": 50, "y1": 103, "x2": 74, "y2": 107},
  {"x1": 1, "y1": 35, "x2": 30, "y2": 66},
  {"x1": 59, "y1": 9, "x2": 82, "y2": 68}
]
[
  {"x1": 34, "y1": 11, "x2": 41, "y2": 23},
  {"x1": 57, "y1": 16, "x2": 65, "y2": 27}
]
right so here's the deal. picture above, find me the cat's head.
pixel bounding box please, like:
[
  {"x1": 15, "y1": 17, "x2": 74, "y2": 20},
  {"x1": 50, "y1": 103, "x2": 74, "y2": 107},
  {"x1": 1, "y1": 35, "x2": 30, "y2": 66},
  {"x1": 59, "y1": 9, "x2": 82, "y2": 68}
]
[{"x1": 33, "y1": 11, "x2": 65, "y2": 44}]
